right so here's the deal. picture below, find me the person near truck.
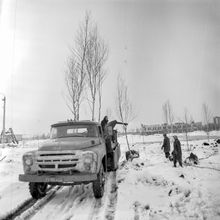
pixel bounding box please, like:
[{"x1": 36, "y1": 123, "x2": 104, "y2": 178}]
[
  {"x1": 172, "y1": 135, "x2": 183, "y2": 167},
  {"x1": 161, "y1": 133, "x2": 170, "y2": 159},
  {"x1": 101, "y1": 116, "x2": 108, "y2": 134}
]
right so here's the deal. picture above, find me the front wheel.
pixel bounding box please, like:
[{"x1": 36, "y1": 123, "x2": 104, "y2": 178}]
[
  {"x1": 93, "y1": 164, "x2": 105, "y2": 198},
  {"x1": 29, "y1": 182, "x2": 48, "y2": 199}
]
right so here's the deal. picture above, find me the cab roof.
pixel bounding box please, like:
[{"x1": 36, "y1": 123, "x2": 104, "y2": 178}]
[{"x1": 51, "y1": 120, "x2": 100, "y2": 127}]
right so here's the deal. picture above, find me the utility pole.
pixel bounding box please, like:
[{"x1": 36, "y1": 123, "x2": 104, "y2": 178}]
[{"x1": 1, "y1": 96, "x2": 6, "y2": 146}]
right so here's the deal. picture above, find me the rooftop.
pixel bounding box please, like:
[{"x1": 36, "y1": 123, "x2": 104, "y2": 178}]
[{"x1": 51, "y1": 120, "x2": 100, "y2": 127}]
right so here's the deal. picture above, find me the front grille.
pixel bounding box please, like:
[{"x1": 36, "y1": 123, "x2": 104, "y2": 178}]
[
  {"x1": 39, "y1": 153, "x2": 76, "y2": 156},
  {"x1": 36, "y1": 152, "x2": 79, "y2": 172},
  {"x1": 38, "y1": 170, "x2": 80, "y2": 175},
  {"x1": 39, "y1": 164, "x2": 55, "y2": 169},
  {"x1": 37, "y1": 159, "x2": 78, "y2": 163},
  {"x1": 58, "y1": 164, "x2": 76, "y2": 168}
]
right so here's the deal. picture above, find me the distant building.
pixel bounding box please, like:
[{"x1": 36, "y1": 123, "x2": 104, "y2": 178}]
[{"x1": 141, "y1": 121, "x2": 203, "y2": 135}]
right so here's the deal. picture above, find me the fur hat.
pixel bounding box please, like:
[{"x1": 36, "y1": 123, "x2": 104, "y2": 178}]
[{"x1": 173, "y1": 135, "x2": 178, "y2": 139}]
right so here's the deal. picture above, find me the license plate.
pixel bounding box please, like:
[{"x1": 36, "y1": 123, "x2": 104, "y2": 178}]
[{"x1": 46, "y1": 177, "x2": 63, "y2": 182}]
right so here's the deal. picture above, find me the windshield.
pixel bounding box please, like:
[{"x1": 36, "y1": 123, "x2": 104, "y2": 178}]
[{"x1": 50, "y1": 125, "x2": 99, "y2": 139}]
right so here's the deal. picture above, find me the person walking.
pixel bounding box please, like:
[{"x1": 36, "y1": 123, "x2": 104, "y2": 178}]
[
  {"x1": 172, "y1": 135, "x2": 182, "y2": 167},
  {"x1": 161, "y1": 133, "x2": 170, "y2": 159}
]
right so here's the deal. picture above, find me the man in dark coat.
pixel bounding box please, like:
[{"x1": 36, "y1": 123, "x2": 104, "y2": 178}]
[
  {"x1": 161, "y1": 133, "x2": 170, "y2": 158},
  {"x1": 101, "y1": 116, "x2": 108, "y2": 133},
  {"x1": 172, "y1": 135, "x2": 182, "y2": 167}
]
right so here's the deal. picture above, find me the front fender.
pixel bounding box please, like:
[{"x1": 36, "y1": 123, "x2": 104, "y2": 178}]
[{"x1": 86, "y1": 142, "x2": 106, "y2": 173}]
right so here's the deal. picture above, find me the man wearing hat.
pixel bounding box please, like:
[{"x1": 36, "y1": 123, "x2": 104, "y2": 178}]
[
  {"x1": 161, "y1": 133, "x2": 170, "y2": 159},
  {"x1": 172, "y1": 135, "x2": 183, "y2": 167}
]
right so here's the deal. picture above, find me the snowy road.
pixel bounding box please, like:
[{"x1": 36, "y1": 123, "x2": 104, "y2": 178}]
[
  {"x1": 0, "y1": 132, "x2": 220, "y2": 220},
  {"x1": 25, "y1": 171, "x2": 118, "y2": 220}
]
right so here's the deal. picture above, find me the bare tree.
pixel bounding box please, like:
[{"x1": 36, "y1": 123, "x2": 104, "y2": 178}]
[
  {"x1": 167, "y1": 100, "x2": 174, "y2": 133},
  {"x1": 115, "y1": 74, "x2": 135, "y2": 149},
  {"x1": 85, "y1": 24, "x2": 108, "y2": 121},
  {"x1": 98, "y1": 70, "x2": 107, "y2": 122},
  {"x1": 65, "y1": 12, "x2": 108, "y2": 121},
  {"x1": 202, "y1": 103, "x2": 212, "y2": 143},
  {"x1": 183, "y1": 108, "x2": 190, "y2": 151},
  {"x1": 65, "y1": 13, "x2": 90, "y2": 120},
  {"x1": 162, "y1": 100, "x2": 174, "y2": 133},
  {"x1": 162, "y1": 102, "x2": 169, "y2": 132}
]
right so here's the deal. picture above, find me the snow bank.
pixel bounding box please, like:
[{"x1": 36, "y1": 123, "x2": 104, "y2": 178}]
[{"x1": 0, "y1": 135, "x2": 219, "y2": 219}]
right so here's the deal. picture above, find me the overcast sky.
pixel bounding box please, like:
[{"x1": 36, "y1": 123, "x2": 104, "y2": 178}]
[{"x1": 0, "y1": 0, "x2": 220, "y2": 135}]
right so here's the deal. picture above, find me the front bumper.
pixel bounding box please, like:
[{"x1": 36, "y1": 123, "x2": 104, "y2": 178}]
[{"x1": 19, "y1": 173, "x2": 97, "y2": 184}]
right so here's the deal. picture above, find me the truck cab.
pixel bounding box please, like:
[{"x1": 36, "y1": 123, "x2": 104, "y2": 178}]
[{"x1": 19, "y1": 120, "x2": 121, "y2": 199}]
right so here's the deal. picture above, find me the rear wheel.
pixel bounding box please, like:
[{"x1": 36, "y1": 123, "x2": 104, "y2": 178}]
[
  {"x1": 29, "y1": 182, "x2": 47, "y2": 199},
  {"x1": 93, "y1": 164, "x2": 105, "y2": 198}
]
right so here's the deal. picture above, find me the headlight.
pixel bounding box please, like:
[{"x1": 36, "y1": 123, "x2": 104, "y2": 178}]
[
  {"x1": 83, "y1": 152, "x2": 94, "y2": 162},
  {"x1": 22, "y1": 152, "x2": 37, "y2": 174},
  {"x1": 84, "y1": 156, "x2": 93, "y2": 164},
  {"x1": 82, "y1": 152, "x2": 97, "y2": 172},
  {"x1": 25, "y1": 157, "x2": 33, "y2": 166},
  {"x1": 23, "y1": 154, "x2": 33, "y2": 166}
]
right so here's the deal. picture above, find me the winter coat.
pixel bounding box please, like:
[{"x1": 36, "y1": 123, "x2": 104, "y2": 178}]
[
  {"x1": 101, "y1": 118, "x2": 108, "y2": 133},
  {"x1": 173, "y1": 139, "x2": 182, "y2": 160},
  {"x1": 162, "y1": 136, "x2": 170, "y2": 153}
]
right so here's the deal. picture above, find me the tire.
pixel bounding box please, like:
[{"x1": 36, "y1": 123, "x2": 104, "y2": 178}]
[
  {"x1": 29, "y1": 182, "x2": 48, "y2": 199},
  {"x1": 93, "y1": 164, "x2": 105, "y2": 198}
]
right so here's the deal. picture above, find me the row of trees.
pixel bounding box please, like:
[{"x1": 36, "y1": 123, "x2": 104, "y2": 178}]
[
  {"x1": 65, "y1": 12, "x2": 108, "y2": 122},
  {"x1": 65, "y1": 12, "x2": 135, "y2": 134},
  {"x1": 162, "y1": 100, "x2": 213, "y2": 148}
]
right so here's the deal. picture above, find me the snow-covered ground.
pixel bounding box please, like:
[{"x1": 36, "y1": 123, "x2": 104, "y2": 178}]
[{"x1": 0, "y1": 131, "x2": 219, "y2": 220}]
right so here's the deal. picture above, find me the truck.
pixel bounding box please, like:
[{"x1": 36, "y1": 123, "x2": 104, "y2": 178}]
[{"x1": 19, "y1": 120, "x2": 121, "y2": 199}]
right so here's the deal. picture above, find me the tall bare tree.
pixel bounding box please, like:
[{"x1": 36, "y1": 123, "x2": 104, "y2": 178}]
[
  {"x1": 98, "y1": 70, "x2": 107, "y2": 122},
  {"x1": 167, "y1": 100, "x2": 174, "y2": 133},
  {"x1": 202, "y1": 103, "x2": 212, "y2": 143},
  {"x1": 115, "y1": 74, "x2": 135, "y2": 149},
  {"x1": 65, "y1": 13, "x2": 90, "y2": 120},
  {"x1": 85, "y1": 24, "x2": 108, "y2": 121},
  {"x1": 183, "y1": 108, "x2": 190, "y2": 150},
  {"x1": 162, "y1": 100, "x2": 174, "y2": 133},
  {"x1": 162, "y1": 103, "x2": 169, "y2": 132}
]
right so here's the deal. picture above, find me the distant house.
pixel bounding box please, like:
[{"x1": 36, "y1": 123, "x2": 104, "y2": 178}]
[{"x1": 141, "y1": 121, "x2": 203, "y2": 134}]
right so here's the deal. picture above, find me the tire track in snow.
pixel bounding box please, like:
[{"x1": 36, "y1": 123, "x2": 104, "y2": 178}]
[
  {"x1": 0, "y1": 156, "x2": 6, "y2": 162},
  {"x1": 0, "y1": 186, "x2": 55, "y2": 220},
  {"x1": 0, "y1": 198, "x2": 35, "y2": 220},
  {"x1": 32, "y1": 184, "x2": 90, "y2": 220},
  {"x1": 104, "y1": 171, "x2": 118, "y2": 220},
  {"x1": 89, "y1": 171, "x2": 118, "y2": 220},
  {"x1": 88, "y1": 172, "x2": 111, "y2": 220},
  {"x1": 191, "y1": 165, "x2": 220, "y2": 172},
  {"x1": 43, "y1": 185, "x2": 82, "y2": 220},
  {"x1": 9, "y1": 186, "x2": 62, "y2": 220}
]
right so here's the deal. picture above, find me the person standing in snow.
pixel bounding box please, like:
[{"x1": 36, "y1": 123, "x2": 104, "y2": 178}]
[
  {"x1": 172, "y1": 135, "x2": 183, "y2": 167},
  {"x1": 161, "y1": 133, "x2": 170, "y2": 159}
]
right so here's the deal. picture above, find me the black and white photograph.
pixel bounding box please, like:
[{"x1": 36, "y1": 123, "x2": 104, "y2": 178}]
[{"x1": 0, "y1": 0, "x2": 220, "y2": 219}]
